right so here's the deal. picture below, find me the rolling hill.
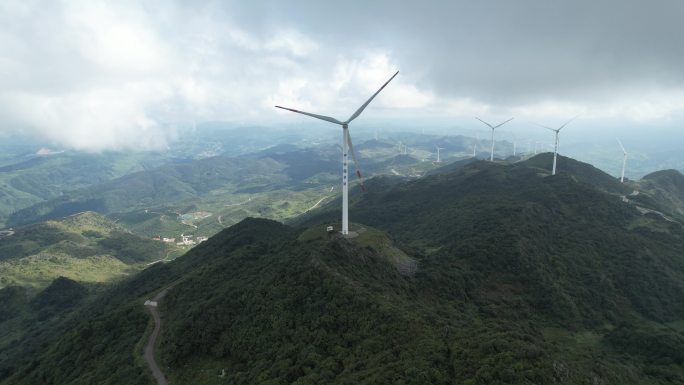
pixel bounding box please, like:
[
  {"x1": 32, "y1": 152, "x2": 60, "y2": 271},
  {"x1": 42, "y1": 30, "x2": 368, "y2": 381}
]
[
  {"x1": 6, "y1": 140, "x2": 465, "y2": 239},
  {"x1": 0, "y1": 211, "x2": 178, "y2": 289},
  {"x1": 0, "y1": 151, "x2": 173, "y2": 227},
  {"x1": 633, "y1": 169, "x2": 684, "y2": 220}
]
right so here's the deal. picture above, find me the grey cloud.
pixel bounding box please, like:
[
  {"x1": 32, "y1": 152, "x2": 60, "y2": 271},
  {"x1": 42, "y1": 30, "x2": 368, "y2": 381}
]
[
  {"x1": 226, "y1": 0, "x2": 684, "y2": 104},
  {"x1": 1, "y1": 0, "x2": 683, "y2": 151}
]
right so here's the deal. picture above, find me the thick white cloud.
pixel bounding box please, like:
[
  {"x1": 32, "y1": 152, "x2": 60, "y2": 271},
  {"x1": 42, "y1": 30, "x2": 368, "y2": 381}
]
[{"x1": 0, "y1": 0, "x2": 683, "y2": 151}]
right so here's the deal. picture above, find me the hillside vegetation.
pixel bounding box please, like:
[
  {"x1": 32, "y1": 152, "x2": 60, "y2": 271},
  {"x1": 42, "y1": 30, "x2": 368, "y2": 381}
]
[
  {"x1": 0, "y1": 212, "x2": 176, "y2": 289},
  {"x1": 1, "y1": 155, "x2": 683, "y2": 384},
  {"x1": 0, "y1": 151, "x2": 171, "y2": 226}
]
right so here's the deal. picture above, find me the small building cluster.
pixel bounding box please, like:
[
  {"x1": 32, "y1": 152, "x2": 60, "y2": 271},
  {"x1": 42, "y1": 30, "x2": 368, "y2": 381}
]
[{"x1": 153, "y1": 234, "x2": 208, "y2": 246}]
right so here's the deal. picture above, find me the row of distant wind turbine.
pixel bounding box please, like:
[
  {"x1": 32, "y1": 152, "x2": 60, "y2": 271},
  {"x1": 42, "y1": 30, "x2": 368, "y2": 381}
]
[
  {"x1": 276, "y1": 71, "x2": 630, "y2": 236},
  {"x1": 476, "y1": 115, "x2": 630, "y2": 181}
]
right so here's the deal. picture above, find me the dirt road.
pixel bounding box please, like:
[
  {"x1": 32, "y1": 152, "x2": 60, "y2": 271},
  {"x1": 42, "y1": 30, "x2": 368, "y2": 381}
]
[{"x1": 144, "y1": 284, "x2": 177, "y2": 385}]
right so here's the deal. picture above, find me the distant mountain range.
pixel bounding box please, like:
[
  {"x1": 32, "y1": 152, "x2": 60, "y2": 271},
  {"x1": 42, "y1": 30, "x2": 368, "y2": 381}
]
[
  {"x1": 1, "y1": 154, "x2": 683, "y2": 384},
  {"x1": 4, "y1": 139, "x2": 467, "y2": 239}
]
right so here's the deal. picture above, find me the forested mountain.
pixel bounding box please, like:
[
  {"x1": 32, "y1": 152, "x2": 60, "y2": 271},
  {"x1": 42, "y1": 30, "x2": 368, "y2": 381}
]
[{"x1": 1, "y1": 155, "x2": 683, "y2": 384}]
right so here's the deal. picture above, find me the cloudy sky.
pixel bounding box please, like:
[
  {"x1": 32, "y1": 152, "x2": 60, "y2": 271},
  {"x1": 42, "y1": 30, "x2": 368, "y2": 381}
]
[{"x1": 1, "y1": 0, "x2": 683, "y2": 151}]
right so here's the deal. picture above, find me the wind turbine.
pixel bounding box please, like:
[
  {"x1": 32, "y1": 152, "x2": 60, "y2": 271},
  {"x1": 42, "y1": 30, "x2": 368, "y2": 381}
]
[
  {"x1": 475, "y1": 117, "x2": 514, "y2": 161},
  {"x1": 435, "y1": 146, "x2": 445, "y2": 163},
  {"x1": 617, "y1": 138, "x2": 628, "y2": 183},
  {"x1": 276, "y1": 71, "x2": 399, "y2": 236},
  {"x1": 472, "y1": 133, "x2": 480, "y2": 157},
  {"x1": 538, "y1": 116, "x2": 577, "y2": 175}
]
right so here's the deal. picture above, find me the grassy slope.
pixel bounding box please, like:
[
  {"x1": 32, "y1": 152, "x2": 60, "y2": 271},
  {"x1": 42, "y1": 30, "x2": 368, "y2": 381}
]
[{"x1": 0, "y1": 212, "x2": 176, "y2": 289}]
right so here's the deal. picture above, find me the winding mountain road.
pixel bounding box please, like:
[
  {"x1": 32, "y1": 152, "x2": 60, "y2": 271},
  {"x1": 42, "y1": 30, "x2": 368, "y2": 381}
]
[{"x1": 144, "y1": 283, "x2": 179, "y2": 385}]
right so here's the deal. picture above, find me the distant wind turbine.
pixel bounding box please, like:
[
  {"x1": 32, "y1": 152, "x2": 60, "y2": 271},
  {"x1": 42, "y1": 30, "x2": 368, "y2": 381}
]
[
  {"x1": 617, "y1": 138, "x2": 628, "y2": 183},
  {"x1": 538, "y1": 116, "x2": 577, "y2": 175},
  {"x1": 476, "y1": 117, "x2": 514, "y2": 161},
  {"x1": 472, "y1": 133, "x2": 480, "y2": 157},
  {"x1": 276, "y1": 71, "x2": 399, "y2": 236},
  {"x1": 435, "y1": 146, "x2": 445, "y2": 163}
]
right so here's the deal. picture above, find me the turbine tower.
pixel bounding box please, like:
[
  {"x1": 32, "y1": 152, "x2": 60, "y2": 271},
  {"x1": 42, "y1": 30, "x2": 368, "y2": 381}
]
[
  {"x1": 276, "y1": 71, "x2": 399, "y2": 236},
  {"x1": 539, "y1": 116, "x2": 577, "y2": 176},
  {"x1": 475, "y1": 117, "x2": 514, "y2": 161},
  {"x1": 435, "y1": 146, "x2": 445, "y2": 162},
  {"x1": 617, "y1": 138, "x2": 628, "y2": 183},
  {"x1": 472, "y1": 133, "x2": 481, "y2": 157}
]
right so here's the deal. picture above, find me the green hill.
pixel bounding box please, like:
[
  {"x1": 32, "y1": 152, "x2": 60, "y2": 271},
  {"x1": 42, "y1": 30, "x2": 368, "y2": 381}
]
[
  {"x1": 0, "y1": 212, "x2": 177, "y2": 289},
  {"x1": 1, "y1": 157, "x2": 684, "y2": 384},
  {"x1": 633, "y1": 169, "x2": 684, "y2": 220},
  {"x1": 0, "y1": 151, "x2": 171, "y2": 227},
  {"x1": 520, "y1": 152, "x2": 629, "y2": 194}
]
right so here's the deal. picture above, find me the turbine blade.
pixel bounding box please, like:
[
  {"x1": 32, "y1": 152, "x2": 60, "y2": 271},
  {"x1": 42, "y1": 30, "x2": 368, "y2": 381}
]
[
  {"x1": 558, "y1": 115, "x2": 579, "y2": 131},
  {"x1": 616, "y1": 138, "x2": 626, "y2": 154},
  {"x1": 346, "y1": 71, "x2": 399, "y2": 124},
  {"x1": 275, "y1": 106, "x2": 343, "y2": 125},
  {"x1": 346, "y1": 130, "x2": 366, "y2": 192},
  {"x1": 536, "y1": 123, "x2": 557, "y2": 132},
  {"x1": 492, "y1": 117, "x2": 514, "y2": 129},
  {"x1": 475, "y1": 117, "x2": 494, "y2": 129}
]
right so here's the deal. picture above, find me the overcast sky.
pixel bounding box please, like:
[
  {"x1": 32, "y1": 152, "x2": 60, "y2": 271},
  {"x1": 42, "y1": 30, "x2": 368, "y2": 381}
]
[{"x1": 1, "y1": 0, "x2": 683, "y2": 151}]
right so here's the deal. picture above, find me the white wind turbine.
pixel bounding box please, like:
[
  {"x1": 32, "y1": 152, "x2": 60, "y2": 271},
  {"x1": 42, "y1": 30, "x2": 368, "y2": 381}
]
[
  {"x1": 538, "y1": 116, "x2": 577, "y2": 176},
  {"x1": 276, "y1": 71, "x2": 399, "y2": 236},
  {"x1": 617, "y1": 138, "x2": 628, "y2": 183},
  {"x1": 435, "y1": 146, "x2": 445, "y2": 163},
  {"x1": 472, "y1": 133, "x2": 481, "y2": 157},
  {"x1": 475, "y1": 117, "x2": 514, "y2": 161}
]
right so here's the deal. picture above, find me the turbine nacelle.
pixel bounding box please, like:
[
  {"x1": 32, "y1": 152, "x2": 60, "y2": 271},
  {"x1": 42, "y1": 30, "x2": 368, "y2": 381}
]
[
  {"x1": 537, "y1": 115, "x2": 579, "y2": 133},
  {"x1": 476, "y1": 117, "x2": 514, "y2": 130}
]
